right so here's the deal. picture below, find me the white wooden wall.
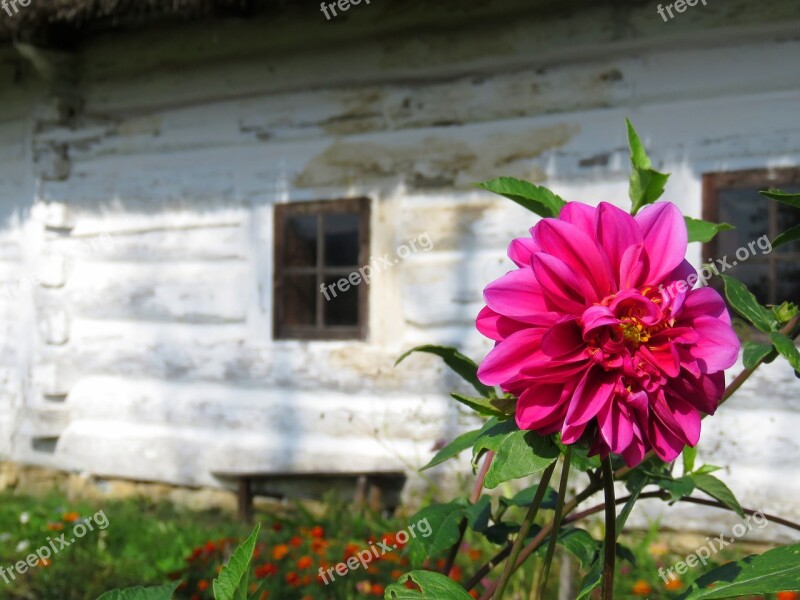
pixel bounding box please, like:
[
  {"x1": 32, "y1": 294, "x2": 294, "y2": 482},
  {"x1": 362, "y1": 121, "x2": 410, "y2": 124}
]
[{"x1": 0, "y1": 0, "x2": 798, "y2": 531}]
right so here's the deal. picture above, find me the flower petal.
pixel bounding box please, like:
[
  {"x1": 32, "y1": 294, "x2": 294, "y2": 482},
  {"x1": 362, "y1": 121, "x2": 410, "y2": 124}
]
[
  {"x1": 635, "y1": 202, "x2": 688, "y2": 285},
  {"x1": 477, "y1": 328, "x2": 545, "y2": 386}
]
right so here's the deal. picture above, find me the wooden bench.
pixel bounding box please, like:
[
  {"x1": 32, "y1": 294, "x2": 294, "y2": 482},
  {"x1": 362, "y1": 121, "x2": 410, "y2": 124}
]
[{"x1": 212, "y1": 470, "x2": 407, "y2": 522}]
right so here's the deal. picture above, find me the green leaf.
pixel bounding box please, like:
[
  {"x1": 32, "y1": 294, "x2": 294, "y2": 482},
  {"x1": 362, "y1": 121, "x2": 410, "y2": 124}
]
[
  {"x1": 760, "y1": 189, "x2": 800, "y2": 209},
  {"x1": 405, "y1": 501, "x2": 467, "y2": 568},
  {"x1": 97, "y1": 583, "x2": 181, "y2": 600},
  {"x1": 626, "y1": 119, "x2": 670, "y2": 214},
  {"x1": 684, "y1": 217, "x2": 734, "y2": 243},
  {"x1": 773, "y1": 223, "x2": 800, "y2": 249},
  {"x1": 472, "y1": 419, "x2": 559, "y2": 489},
  {"x1": 721, "y1": 275, "x2": 778, "y2": 332},
  {"x1": 682, "y1": 446, "x2": 697, "y2": 474},
  {"x1": 691, "y1": 473, "x2": 745, "y2": 519},
  {"x1": 742, "y1": 341, "x2": 774, "y2": 369},
  {"x1": 676, "y1": 544, "x2": 800, "y2": 599},
  {"x1": 450, "y1": 393, "x2": 515, "y2": 417},
  {"x1": 385, "y1": 570, "x2": 474, "y2": 599},
  {"x1": 694, "y1": 464, "x2": 722, "y2": 475},
  {"x1": 770, "y1": 332, "x2": 800, "y2": 373},
  {"x1": 576, "y1": 557, "x2": 603, "y2": 600},
  {"x1": 465, "y1": 495, "x2": 492, "y2": 532},
  {"x1": 212, "y1": 524, "x2": 260, "y2": 600},
  {"x1": 552, "y1": 528, "x2": 599, "y2": 570},
  {"x1": 474, "y1": 177, "x2": 566, "y2": 219},
  {"x1": 421, "y1": 428, "x2": 482, "y2": 471},
  {"x1": 395, "y1": 345, "x2": 494, "y2": 397},
  {"x1": 654, "y1": 475, "x2": 696, "y2": 501},
  {"x1": 555, "y1": 437, "x2": 601, "y2": 471},
  {"x1": 500, "y1": 484, "x2": 559, "y2": 510}
]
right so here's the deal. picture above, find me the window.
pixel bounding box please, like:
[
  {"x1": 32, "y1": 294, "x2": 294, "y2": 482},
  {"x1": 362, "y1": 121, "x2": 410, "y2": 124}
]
[
  {"x1": 703, "y1": 168, "x2": 800, "y2": 306},
  {"x1": 273, "y1": 198, "x2": 370, "y2": 340}
]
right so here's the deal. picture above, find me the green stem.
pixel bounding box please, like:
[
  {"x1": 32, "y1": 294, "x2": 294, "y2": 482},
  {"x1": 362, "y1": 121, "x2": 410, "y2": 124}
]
[
  {"x1": 601, "y1": 457, "x2": 616, "y2": 600},
  {"x1": 494, "y1": 461, "x2": 557, "y2": 600},
  {"x1": 536, "y1": 448, "x2": 571, "y2": 599}
]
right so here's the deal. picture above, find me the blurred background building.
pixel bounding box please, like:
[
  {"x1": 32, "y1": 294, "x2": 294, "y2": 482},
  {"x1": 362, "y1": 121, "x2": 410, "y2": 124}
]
[{"x1": 0, "y1": 0, "x2": 798, "y2": 533}]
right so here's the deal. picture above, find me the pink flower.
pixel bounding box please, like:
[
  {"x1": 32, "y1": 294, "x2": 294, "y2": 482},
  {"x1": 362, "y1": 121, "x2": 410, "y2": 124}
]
[{"x1": 476, "y1": 202, "x2": 739, "y2": 467}]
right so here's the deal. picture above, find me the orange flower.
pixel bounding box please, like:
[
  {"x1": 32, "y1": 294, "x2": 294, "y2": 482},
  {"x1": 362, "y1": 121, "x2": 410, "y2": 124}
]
[
  {"x1": 664, "y1": 577, "x2": 683, "y2": 591},
  {"x1": 371, "y1": 583, "x2": 385, "y2": 596},
  {"x1": 272, "y1": 544, "x2": 290, "y2": 560},
  {"x1": 38, "y1": 558, "x2": 51, "y2": 568},
  {"x1": 632, "y1": 580, "x2": 652, "y2": 596},
  {"x1": 255, "y1": 563, "x2": 277, "y2": 578},
  {"x1": 297, "y1": 555, "x2": 313, "y2": 569},
  {"x1": 468, "y1": 549, "x2": 482, "y2": 560},
  {"x1": 197, "y1": 580, "x2": 209, "y2": 591},
  {"x1": 311, "y1": 538, "x2": 328, "y2": 553},
  {"x1": 62, "y1": 512, "x2": 80, "y2": 523},
  {"x1": 778, "y1": 593, "x2": 800, "y2": 600},
  {"x1": 285, "y1": 571, "x2": 299, "y2": 585},
  {"x1": 290, "y1": 536, "x2": 303, "y2": 548},
  {"x1": 391, "y1": 569, "x2": 404, "y2": 579},
  {"x1": 204, "y1": 541, "x2": 216, "y2": 552},
  {"x1": 469, "y1": 591, "x2": 480, "y2": 599},
  {"x1": 46, "y1": 522, "x2": 64, "y2": 531}
]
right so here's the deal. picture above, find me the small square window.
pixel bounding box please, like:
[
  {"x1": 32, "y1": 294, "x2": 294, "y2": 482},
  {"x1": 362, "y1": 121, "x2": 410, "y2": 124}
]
[
  {"x1": 703, "y1": 168, "x2": 800, "y2": 307},
  {"x1": 274, "y1": 198, "x2": 370, "y2": 340}
]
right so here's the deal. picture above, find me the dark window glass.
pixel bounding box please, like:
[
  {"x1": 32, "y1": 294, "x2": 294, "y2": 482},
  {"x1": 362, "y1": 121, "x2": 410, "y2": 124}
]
[
  {"x1": 324, "y1": 213, "x2": 360, "y2": 267},
  {"x1": 284, "y1": 215, "x2": 318, "y2": 267},
  {"x1": 324, "y1": 274, "x2": 360, "y2": 326},
  {"x1": 274, "y1": 198, "x2": 369, "y2": 340},
  {"x1": 704, "y1": 172, "x2": 800, "y2": 308}
]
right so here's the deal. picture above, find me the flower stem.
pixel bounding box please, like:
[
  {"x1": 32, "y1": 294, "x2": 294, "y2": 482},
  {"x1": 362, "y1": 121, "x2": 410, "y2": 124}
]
[
  {"x1": 494, "y1": 460, "x2": 557, "y2": 600},
  {"x1": 536, "y1": 448, "x2": 571, "y2": 599},
  {"x1": 601, "y1": 457, "x2": 616, "y2": 600},
  {"x1": 443, "y1": 450, "x2": 495, "y2": 576}
]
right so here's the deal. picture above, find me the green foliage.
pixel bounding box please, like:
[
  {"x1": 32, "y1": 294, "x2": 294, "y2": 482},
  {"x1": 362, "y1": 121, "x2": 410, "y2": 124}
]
[
  {"x1": 474, "y1": 177, "x2": 566, "y2": 219},
  {"x1": 421, "y1": 428, "x2": 483, "y2": 471},
  {"x1": 96, "y1": 583, "x2": 181, "y2": 600},
  {"x1": 772, "y1": 301, "x2": 799, "y2": 326},
  {"x1": 770, "y1": 331, "x2": 800, "y2": 374},
  {"x1": 212, "y1": 524, "x2": 260, "y2": 600},
  {"x1": 721, "y1": 274, "x2": 778, "y2": 332},
  {"x1": 384, "y1": 570, "x2": 474, "y2": 599},
  {"x1": 395, "y1": 345, "x2": 494, "y2": 397},
  {"x1": 626, "y1": 119, "x2": 670, "y2": 214},
  {"x1": 742, "y1": 341, "x2": 774, "y2": 369},
  {"x1": 450, "y1": 393, "x2": 515, "y2": 417},
  {"x1": 689, "y1": 473, "x2": 745, "y2": 519},
  {"x1": 472, "y1": 418, "x2": 559, "y2": 489},
  {"x1": 677, "y1": 544, "x2": 800, "y2": 599},
  {"x1": 684, "y1": 217, "x2": 734, "y2": 243},
  {"x1": 761, "y1": 189, "x2": 800, "y2": 248},
  {"x1": 406, "y1": 501, "x2": 467, "y2": 568},
  {"x1": 760, "y1": 189, "x2": 800, "y2": 209}
]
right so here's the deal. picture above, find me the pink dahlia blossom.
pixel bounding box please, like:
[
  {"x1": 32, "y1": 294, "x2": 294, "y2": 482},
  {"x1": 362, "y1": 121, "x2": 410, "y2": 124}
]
[{"x1": 476, "y1": 201, "x2": 740, "y2": 467}]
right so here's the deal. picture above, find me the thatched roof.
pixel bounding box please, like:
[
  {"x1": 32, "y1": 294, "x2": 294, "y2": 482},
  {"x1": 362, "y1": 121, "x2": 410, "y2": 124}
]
[{"x1": 0, "y1": 0, "x2": 277, "y2": 45}]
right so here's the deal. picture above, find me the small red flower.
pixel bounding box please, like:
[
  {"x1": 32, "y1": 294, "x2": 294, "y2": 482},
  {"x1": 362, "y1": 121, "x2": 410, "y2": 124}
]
[
  {"x1": 297, "y1": 556, "x2": 313, "y2": 569},
  {"x1": 310, "y1": 525, "x2": 324, "y2": 538}
]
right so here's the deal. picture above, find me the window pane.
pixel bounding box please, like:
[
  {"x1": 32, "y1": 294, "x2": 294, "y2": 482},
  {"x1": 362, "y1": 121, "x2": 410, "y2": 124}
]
[
  {"x1": 324, "y1": 213, "x2": 360, "y2": 267},
  {"x1": 776, "y1": 192, "x2": 800, "y2": 254},
  {"x1": 776, "y1": 259, "x2": 800, "y2": 305},
  {"x1": 282, "y1": 275, "x2": 317, "y2": 326},
  {"x1": 284, "y1": 215, "x2": 318, "y2": 267},
  {"x1": 323, "y1": 274, "x2": 359, "y2": 327},
  {"x1": 717, "y1": 187, "x2": 769, "y2": 258}
]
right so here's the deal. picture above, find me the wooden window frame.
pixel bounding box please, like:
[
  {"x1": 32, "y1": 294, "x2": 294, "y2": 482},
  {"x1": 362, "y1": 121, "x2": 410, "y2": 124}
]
[
  {"x1": 702, "y1": 167, "x2": 800, "y2": 305},
  {"x1": 273, "y1": 197, "x2": 370, "y2": 341}
]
